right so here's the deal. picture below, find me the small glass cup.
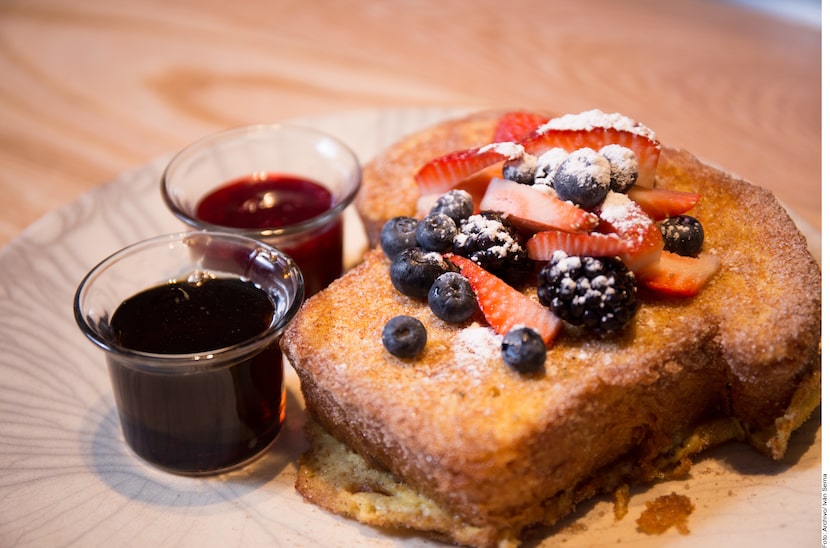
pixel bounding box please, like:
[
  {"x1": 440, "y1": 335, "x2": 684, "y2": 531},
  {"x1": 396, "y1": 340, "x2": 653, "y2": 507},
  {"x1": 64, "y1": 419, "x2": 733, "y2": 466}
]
[
  {"x1": 74, "y1": 231, "x2": 304, "y2": 475},
  {"x1": 161, "y1": 123, "x2": 362, "y2": 297}
]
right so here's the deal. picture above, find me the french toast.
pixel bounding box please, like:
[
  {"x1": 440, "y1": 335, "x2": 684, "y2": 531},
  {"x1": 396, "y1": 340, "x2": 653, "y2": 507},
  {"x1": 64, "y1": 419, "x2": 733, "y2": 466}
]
[{"x1": 281, "y1": 110, "x2": 821, "y2": 547}]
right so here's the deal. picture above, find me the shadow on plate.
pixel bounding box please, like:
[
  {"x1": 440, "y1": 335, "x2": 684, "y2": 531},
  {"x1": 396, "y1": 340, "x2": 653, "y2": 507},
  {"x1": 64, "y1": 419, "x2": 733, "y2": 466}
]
[
  {"x1": 79, "y1": 386, "x2": 309, "y2": 508},
  {"x1": 517, "y1": 409, "x2": 821, "y2": 546},
  {"x1": 709, "y1": 406, "x2": 821, "y2": 475}
]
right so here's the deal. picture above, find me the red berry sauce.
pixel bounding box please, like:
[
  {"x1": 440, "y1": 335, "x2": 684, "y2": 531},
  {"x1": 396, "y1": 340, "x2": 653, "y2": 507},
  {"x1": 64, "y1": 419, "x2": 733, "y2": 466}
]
[{"x1": 196, "y1": 174, "x2": 343, "y2": 296}]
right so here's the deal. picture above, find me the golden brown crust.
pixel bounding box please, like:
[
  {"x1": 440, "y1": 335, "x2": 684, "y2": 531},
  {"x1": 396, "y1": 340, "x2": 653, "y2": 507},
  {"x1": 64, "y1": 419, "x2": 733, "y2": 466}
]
[
  {"x1": 283, "y1": 110, "x2": 821, "y2": 546},
  {"x1": 655, "y1": 147, "x2": 821, "y2": 444}
]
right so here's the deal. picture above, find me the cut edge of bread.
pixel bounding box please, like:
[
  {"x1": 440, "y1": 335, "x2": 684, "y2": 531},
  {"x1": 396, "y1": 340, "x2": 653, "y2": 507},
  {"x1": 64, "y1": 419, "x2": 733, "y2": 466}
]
[{"x1": 291, "y1": 345, "x2": 819, "y2": 548}]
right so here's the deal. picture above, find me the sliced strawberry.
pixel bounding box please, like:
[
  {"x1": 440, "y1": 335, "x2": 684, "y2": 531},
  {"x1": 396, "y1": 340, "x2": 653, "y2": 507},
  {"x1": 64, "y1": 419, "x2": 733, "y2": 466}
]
[
  {"x1": 596, "y1": 191, "x2": 664, "y2": 272},
  {"x1": 627, "y1": 186, "x2": 700, "y2": 221},
  {"x1": 637, "y1": 251, "x2": 720, "y2": 297},
  {"x1": 526, "y1": 230, "x2": 630, "y2": 261},
  {"x1": 416, "y1": 171, "x2": 495, "y2": 218},
  {"x1": 414, "y1": 142, "x2": 525, "y2": 196},
  {"x1": 492, "y1": 111, "x2": 549, "y2": 143},
  {"x1": 447, "y1": 254, "x2": 562, "y2": 345},
  {"x1": 479, "y1": 178, "x2": 599, "y2": 233},
  {"x1": 521, "y1": 111, "x2": 661, "y2": 187}
]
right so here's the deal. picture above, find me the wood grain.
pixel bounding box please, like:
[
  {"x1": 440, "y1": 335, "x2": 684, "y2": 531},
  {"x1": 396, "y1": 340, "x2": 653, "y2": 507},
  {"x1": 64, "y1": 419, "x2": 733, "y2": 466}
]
[{"x1": 0, "y1": 0, "x2": 820, "y2": 247}]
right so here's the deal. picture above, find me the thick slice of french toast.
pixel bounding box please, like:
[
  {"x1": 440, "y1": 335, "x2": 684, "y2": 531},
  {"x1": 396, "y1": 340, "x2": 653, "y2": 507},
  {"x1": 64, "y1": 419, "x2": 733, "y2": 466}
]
[{"x1": 281, "y1": 111, "x2": 820, "y2": 547}]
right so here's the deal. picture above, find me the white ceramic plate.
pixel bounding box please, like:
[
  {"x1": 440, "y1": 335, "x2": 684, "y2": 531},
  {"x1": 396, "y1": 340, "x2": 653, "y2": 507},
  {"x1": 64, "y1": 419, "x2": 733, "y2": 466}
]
[{"x1": 0, "y1": 108, "x2": 820, "y2": 547}]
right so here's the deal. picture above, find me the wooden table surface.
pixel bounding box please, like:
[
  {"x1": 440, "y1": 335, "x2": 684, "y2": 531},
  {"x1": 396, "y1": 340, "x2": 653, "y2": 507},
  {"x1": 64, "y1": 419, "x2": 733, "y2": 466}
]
[{"x1": 0, "y1": 0, "x2": 821, "y2": 249}]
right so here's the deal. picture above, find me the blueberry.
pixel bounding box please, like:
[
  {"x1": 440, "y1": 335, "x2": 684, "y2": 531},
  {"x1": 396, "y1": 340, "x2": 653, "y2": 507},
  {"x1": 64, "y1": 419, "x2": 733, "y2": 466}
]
[
  {"x1": 380, "y1": 216, "x2": 419, "y2": 259},
  {"x1": 382, "y1": 315, "x2": 427, "y2": 358},
  {"x1": 501, "y1": 326, "x2": 546, "y2": 373},
  {"x1": 502, "y1": 153, "x2": 537, "y2": 185},
  {"x1": 553, "y1": 148, "x2": 611, "y2": 208},
  {"x1": 429, "y1": 189, "x2": 474, "y2": 225},
  {"x1": 428, "y1": 272, "x2": 477, "y2": 323},
  {"x1": 659, "y1": 215, "x2": 704, "y2": 257},
  {"x1": 416, "y1": 212, "x2": 457, "y2": 252},
  {"x1": 533, "y1": 148, "x2": 569, "y2": 188},
  {"x1": 389, "y1": 247, "x2": 453, "y2": 299},
  {"x1": 599, "y1": 144, "x2": 639, "y2": 193}
]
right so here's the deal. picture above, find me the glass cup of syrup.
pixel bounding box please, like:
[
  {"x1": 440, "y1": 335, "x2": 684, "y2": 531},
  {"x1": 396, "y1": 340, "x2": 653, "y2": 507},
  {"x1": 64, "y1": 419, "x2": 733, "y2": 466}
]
[
  {"x1": 161, "y1": 123, "x2": 361, "y2": 297},
  {"x1": 74, "y1": 231, "x2": 304, "y2": 475}
]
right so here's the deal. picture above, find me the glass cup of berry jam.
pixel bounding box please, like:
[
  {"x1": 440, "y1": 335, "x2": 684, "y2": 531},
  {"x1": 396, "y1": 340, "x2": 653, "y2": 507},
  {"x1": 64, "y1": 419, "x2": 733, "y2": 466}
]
[
  {"x1": 161, "y1": 123, "x2": 362, "y2": 297},
  {"x1": 73, "y1": 231, "x2": 304, "y2": 475}
]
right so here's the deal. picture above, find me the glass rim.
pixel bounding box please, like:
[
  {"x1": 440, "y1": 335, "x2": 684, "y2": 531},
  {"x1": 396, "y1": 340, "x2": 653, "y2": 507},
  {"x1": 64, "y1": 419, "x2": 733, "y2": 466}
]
[
  {"x1": 159, "y1": 122, "x2": 362, "y2": 239},
  {"x1": 73, "y1": 231, "x2": 304, "y2": 372}
]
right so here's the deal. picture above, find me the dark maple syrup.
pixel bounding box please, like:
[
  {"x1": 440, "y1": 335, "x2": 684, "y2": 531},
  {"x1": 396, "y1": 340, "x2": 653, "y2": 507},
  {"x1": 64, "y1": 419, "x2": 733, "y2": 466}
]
[
  {"x1": 196, "y1": 174, "x2": 342, "y2": 296},
  {"x1": 108, "y1": 277, "x2": 284, "y2": 474}
]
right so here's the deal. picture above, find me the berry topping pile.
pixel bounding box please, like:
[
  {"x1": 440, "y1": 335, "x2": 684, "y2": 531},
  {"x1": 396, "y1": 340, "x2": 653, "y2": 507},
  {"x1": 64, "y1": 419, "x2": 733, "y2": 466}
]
[{"x1": 381, "y1": 110, "x2": 721, "y2": 371}]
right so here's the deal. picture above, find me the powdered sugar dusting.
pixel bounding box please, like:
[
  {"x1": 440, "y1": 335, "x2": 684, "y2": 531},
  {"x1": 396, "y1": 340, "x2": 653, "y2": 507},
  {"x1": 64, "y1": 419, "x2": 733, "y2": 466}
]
[
  {"x1": 538, "y1": 109, "x2": 656, "y2": 140},
  {"x1": 599, "y1": 192, "x2": 639, "y2": 230},
  {"x1": 452, "y1": 324, "x2": 502, "y2": 379},
  {"x1": 479, "y1": 141, "x2": 525, "y2": 159},
  {"x1": 531, "y1": 183, "x2": 558, "y2": 197}
]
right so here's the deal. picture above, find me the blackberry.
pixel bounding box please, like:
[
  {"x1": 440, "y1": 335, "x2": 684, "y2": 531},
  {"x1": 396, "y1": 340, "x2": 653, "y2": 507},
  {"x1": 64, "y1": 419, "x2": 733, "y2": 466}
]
[
  {"x1": 538, "y1": 251, "x2": 638, "y2": 336},
  {"x1": 501, "y1": 326, "x2": 546, "y2": 374},
  {"x1": 553, "y1": 148, "x2": 611, "y2": 208},
  {"x1": 428, "y1": 272, "x2": 477, "y2": 323},
  {"x1": 389, "y1": 247, "x2": 453, "y2": 300},
  {"x1": 416, "y1": 212, "x2": 457, "y2": 252},
  {"x1": 429, "y1": 189, "x2": 474, "y2": 226},
  {"x1": 502, "y1": 153, "x2": 538, "y2": 186},
  {"x1": 380, "y1": 216, "x2": 419, "y2": 259},
  {"x1": 599, "y1": 144, "x2": 639, "y2": 193},
  {"x1": 452, "y1": 212, "x2": 532, "y2": 283},
  {"x1": 382, "y1": 315, "x2": 427, "y2": 358},
  {"x1": 659, "y1": 215, "x2": 704, "y2": 257}
]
